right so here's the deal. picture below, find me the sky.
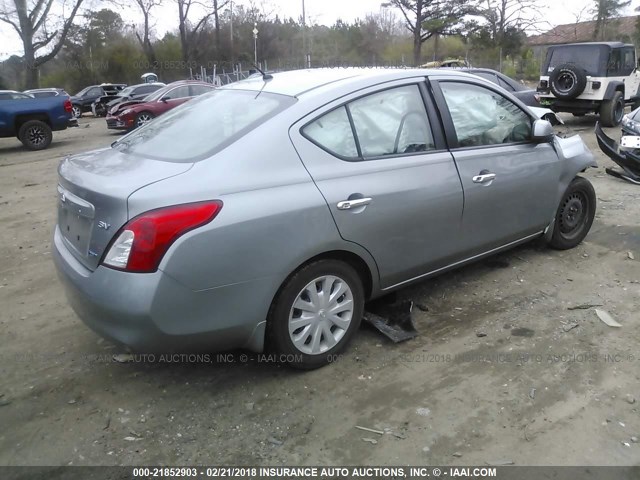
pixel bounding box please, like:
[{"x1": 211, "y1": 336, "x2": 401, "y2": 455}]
[{"x1": 0, "y1": 0, "x2": 637, "y2": 59}]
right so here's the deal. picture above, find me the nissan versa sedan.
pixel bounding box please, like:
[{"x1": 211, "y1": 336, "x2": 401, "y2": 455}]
[{"x1": 53, "y1": 68, "x2": 597, "y2": 369}]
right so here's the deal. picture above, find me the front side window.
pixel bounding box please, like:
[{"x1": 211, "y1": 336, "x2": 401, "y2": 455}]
[
  {"x1": 440, "y1": 82, "x2": 532, "y2": 147},
  {"x1": 165, "y1": 86, "x2": 190, "y2": 99},
  {"x1": 609, "y1": 47, "x2": 636, "y2": 76},
  {"x1": 302, "y1": 84, "x2": 435, "y2": 160}
]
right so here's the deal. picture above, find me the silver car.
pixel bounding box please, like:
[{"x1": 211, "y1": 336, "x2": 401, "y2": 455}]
[{"x1": 53, "y1": 68, "x2": 597, "y2": 369}]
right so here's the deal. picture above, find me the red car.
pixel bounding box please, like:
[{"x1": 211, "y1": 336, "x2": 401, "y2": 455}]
[{"x1": 106, "y1": 80, "x2": 216, "y2": 130}]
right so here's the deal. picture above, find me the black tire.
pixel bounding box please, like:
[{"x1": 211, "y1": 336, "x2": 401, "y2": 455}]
[
  {"x1": 71, "y1": 104, "x2": 82, "y2": 118},
  {"x1": 549, "y1": 176, "x2": 596, "y2": 250},
  {"x1": 18, "y1": 120, "x2": 53, "y2": 151},
  {"x1": 549, "y1": 63, "x2": 587, "y2": 100},
  {"x1": 94, "y1": 102, "x2": 107, "y2": 117},
  {"x1": 600, "y1": 91, "x2": 625, "y2": 127},
  {"x1": 134, "y1": 111, "x2": 155, "y2": 128},
  {"x1": 267, "y1": 260, "x2": 365, "y2": 370}
]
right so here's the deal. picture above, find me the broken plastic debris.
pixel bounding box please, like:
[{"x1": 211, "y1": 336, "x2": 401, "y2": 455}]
[
  {"x1": 567, "y1": 303, "x2": 603, "y2": 310},
  {"x1": 113, "y1": 353, "x2": 135, "y2": 363},
  {"x1": 355, "y1": 426, "x2": 384, "y2": 435},
  {"x1": 363, "y1": 299, "x2": 418, "y2": 343},
  {"x1": 595, "y1": 309, "x2": 622, "y2": 328}
]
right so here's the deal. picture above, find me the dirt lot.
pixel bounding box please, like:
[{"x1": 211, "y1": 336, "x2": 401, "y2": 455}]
[{"x1": 0, "y1": 115, "x2": 639, "y2": 467}]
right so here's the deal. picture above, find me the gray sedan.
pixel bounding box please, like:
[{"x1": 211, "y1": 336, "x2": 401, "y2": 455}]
[{"x1": 53, "y1": 68, "x2": 597, "y2": 369}]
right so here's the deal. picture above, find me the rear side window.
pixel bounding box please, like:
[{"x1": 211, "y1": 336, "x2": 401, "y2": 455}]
[
  {"x1": 190, "y1": 85, "x2": 215, "y2": 96},
  {"x1": 497, "y1": 77, "x2": 515, "y2": 91},
  {"x1": 303, "y1": 84, "x2": 435, "y2": 160},
  {"x1": 113, "y1": 89, "x2": 295, "y2": 162},
  {"x1": 303, "y1": 107, "x2": 358, "y2": 158}
]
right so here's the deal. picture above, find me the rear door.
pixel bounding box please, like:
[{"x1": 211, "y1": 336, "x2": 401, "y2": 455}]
[
  {"x1": 290, "y1": 79, "x2": 464, "y2": 289},
  {"x1": 431, "y1": 78, "x2": 561, "y2": 257}
]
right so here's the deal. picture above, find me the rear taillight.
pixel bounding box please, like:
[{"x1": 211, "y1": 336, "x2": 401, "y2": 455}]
[
  {"x1": 102, "y1": 201, "x2": 223, "y2": 273},
  {"x1": 63, "y1": 98, "x2": 72, "y2": 113}
]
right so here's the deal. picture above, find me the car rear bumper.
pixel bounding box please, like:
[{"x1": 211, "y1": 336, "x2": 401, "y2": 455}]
[{"x1": 52, "y1": 226, "x2": 269, "y2": 353}]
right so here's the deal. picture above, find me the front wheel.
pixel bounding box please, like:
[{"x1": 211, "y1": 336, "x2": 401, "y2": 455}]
[
  {"x1": 267, "y1": 260, "x2": 364, "y2": 370},
  {"x1": 134, "y1": 111, "x2": 155, "y2": 128},
  {"x1": 548, "y1": 176, "x2": 596, "y2": 250}
]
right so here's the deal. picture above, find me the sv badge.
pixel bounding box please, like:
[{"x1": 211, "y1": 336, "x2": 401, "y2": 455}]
[{"x1": 97, "y1": 221, "x2": 111, "y2": 231}]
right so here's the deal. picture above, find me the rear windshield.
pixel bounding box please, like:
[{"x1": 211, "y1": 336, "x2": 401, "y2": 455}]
[
  {"x1": 113, "y1": 89, "x2": 295, "y2": 162},
  {"x1": 545, "y1": 45, "x2": 609, "y2": 76}
]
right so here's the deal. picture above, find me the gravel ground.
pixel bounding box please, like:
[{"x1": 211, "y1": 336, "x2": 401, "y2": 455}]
[{"x1": 0, "y1": 114, "x2": 639, "y2": 466}]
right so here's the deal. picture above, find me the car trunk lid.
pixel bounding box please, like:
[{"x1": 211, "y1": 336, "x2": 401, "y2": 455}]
[{"x1": 57, "y1": 148, "x2": 193, "y2": 271}]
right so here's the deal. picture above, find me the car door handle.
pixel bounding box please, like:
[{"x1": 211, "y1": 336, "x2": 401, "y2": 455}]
[
  {"x1": 472, "y1": 173, "x2": 497, "y2": 183},
  {"x1": 337, "y1": 197, "x2": 372, "y2": 210}
]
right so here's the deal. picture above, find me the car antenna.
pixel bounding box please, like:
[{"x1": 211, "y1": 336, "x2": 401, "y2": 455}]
[{"x1": 252, "y1": 63, "x2": 273, "y2": 81}]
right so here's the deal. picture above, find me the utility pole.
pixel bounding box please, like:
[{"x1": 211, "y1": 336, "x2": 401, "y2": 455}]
[
  {"x1": 229, "y1": 0, "x2": 234, "y2": 66},
  {"x1": 302, "y1": 0, "x2": 310, "y2": 68},
  {"x1": 253, "y1": 23, "x2": 259, "y2": 66}
]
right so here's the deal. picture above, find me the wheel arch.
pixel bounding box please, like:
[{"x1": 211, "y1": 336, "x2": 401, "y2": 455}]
[
  {"x1": 14, "y1": 114, "x2": 51, "y2": 132},
  {"x1": 604, "y1": 81, "x2": 624, "y2": 100}
]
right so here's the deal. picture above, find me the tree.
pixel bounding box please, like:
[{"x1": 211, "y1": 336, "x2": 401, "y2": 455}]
[
  {"x1": 133, "y1": 0, "x2": 162, "y2": 65},
  {"x1": 0, "y1": 0, "x2": 85, "y2": 88},
  {"x1": 383, "y1": 0, "x2": 477, "y2": 65},
  {"x1": 174, "y1": 0, "x2": 227, "y2": 62},
  {"x1": 477, "y1": 0, "x2": 544, "y2": 49},
  {"x1": 592, "y1": 0, "x2": 631, "y2": 40}
]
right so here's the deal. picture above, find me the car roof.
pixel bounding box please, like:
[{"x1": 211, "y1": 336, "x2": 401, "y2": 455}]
[
  {"x1": 165, "y1": 80, "x2": 213, "y2": 87},
  {"x1": 222, "y1": 68, "x2": 471, "y2": 97},
  {"x1": 24, "y1": 88, "x2": 63, "y2": 92},
  {"x1": 548, "y1": 42, "x2": 632, "y2": 49}
]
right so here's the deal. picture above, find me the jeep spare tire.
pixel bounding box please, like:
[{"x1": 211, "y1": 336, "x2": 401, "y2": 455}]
[{"x1": 549, "y1": 63, "x2": 587, "y2": 100}]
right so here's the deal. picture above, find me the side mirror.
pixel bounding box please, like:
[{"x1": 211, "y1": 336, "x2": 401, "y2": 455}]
[
  {"x1": 532, "y1": 119, "x2": 554, "y2": 143},
  {"x1": 161, "y1": 96, "x2": 170, "y2": 102}
]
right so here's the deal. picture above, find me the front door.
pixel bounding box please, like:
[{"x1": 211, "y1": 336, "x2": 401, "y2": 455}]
[
  {"x1": 431, "y1": 79, "x2": 561, "y2": 257},
  {"x1": 290, "y1": 80, "x2": 464, "y2": 289}
]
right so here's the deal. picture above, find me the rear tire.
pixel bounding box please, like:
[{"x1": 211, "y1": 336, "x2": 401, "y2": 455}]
[
  {"x1": 600, "y1": 91, "x2": 624, "y2": 127},
  {"x1": 267, "y1": 260, "x2": 364, "y2": 370},
  {"x1": 18, "y1": 120, "x2": 53, "y2": 151},
  {"x1": 548, "y1": 176, "x2": 596, "y2": 250},
  {"x1": 71, "y1": 105, "x2": 82, "y2": 118}
]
